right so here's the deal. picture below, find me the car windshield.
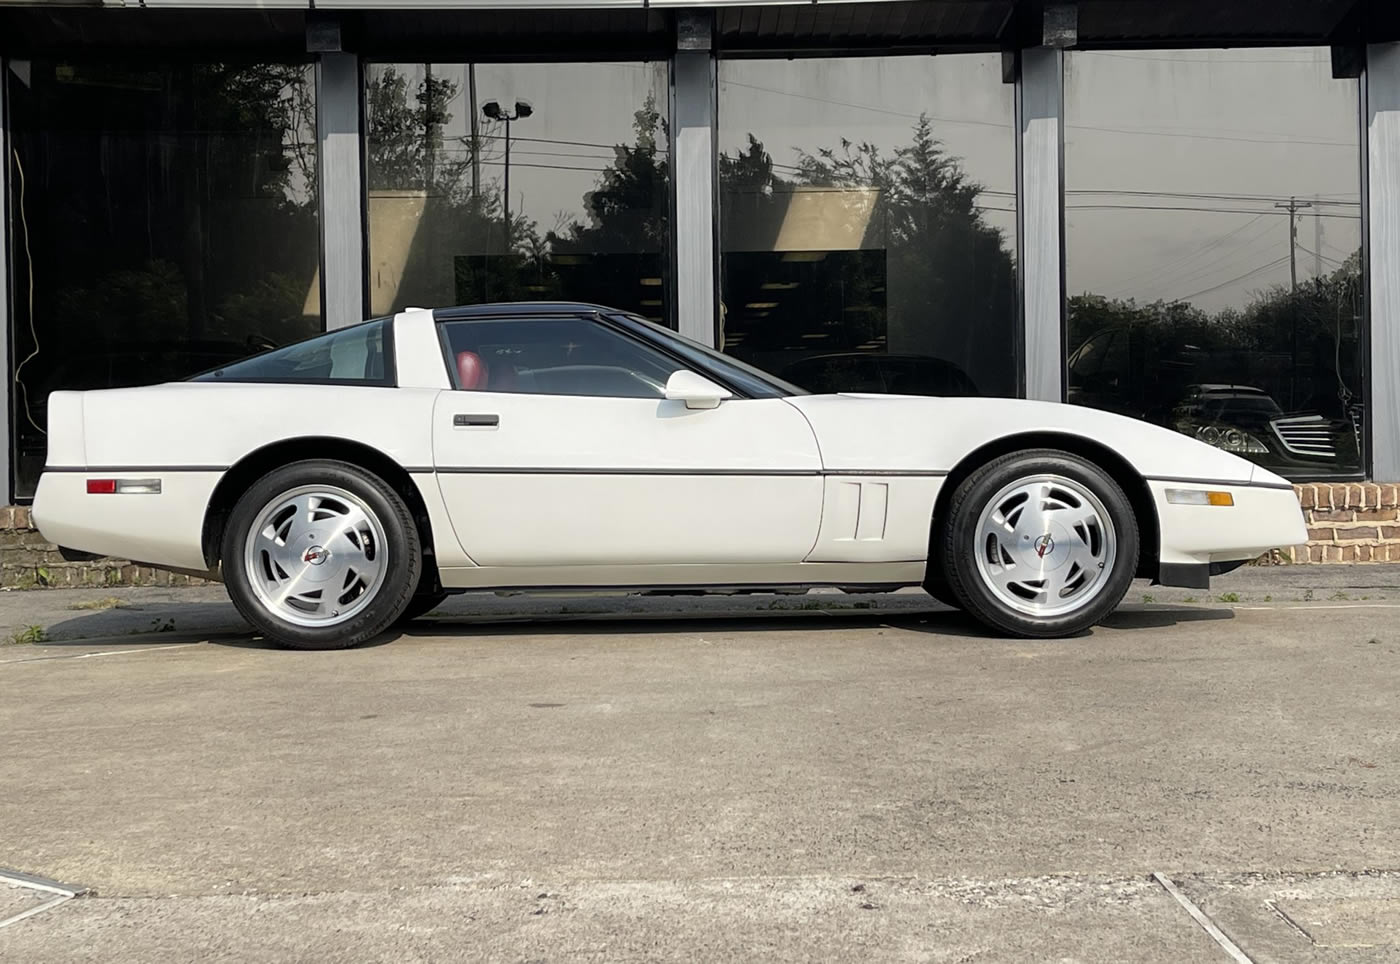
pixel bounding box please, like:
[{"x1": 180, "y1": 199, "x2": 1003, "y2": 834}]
[{"x1": 611, "y1": 314, "x2": 809, "y2": 398}]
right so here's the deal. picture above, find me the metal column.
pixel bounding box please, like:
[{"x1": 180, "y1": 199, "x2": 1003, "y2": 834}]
[
  {"x1": 316, "y1": 51, "x2": 366, "y2": 331},
  {"x1": 1366, "y1": 44, "x2": 1400, "y2": 481},
  {"x1": 0, "y1": 60, "x2": 13, "y2": 502},
  {"x1": 670, "y1": 15, "x2": 718, "y2": 346},
  {"x1": 1016, "y1": 47, "x2": 1066, "y2": 403}
]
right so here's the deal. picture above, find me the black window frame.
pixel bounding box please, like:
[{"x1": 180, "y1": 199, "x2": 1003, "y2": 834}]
[
  {"x1": 189, "y1": 316, "x2": 398, "y2": 388},
  {"x1": 607, "y1": 312, "x2": 808, "y2": 399}
]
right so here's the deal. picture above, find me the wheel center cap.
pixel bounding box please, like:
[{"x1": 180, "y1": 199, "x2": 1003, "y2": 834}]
[
  {"x1": 1020, "y1": 521, "x2": 1072, "y2": 571},
  {"x1": 303, "y1": 545, "x2": 330, "y2": 566}
]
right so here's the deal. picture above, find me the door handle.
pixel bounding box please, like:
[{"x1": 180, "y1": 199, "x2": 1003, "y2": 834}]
[{"x1": 454, "y1": 414, "x2": 500, "y2": 427}]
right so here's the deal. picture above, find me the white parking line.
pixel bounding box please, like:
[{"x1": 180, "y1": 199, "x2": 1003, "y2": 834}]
[
  {"x1": 0, "y1": 867, "x2": 87, "y2": 930},
  {"x1": 0, "y1": 894, "x2": 72, "y2": 929},
  {"x1": 0, "y1": 643, "x2": 203, "y2": 665},
  {"x1": 0, "y1": 869, "x2": 83, "y2": 896},
  {"x1": 1236, "y1": 603, "x2": 1400, "y2": 612}
]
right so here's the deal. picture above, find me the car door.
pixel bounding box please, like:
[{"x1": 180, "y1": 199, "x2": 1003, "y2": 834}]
[{"x1": 431, "y1": 314, "x2": 824, "y2": 568}]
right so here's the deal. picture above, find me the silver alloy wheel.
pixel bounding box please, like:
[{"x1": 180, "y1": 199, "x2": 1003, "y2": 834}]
[
  {"x1": 243, "y1": 484, "x2": 388, "y2": 629},
  {"x1": 973, "y1": 473, "x2": 1117, "y2": 618}
]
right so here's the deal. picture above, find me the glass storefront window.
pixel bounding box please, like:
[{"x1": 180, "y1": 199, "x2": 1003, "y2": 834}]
[
  {"x1": 1065, "y1": 48, "x2": 1365, "y2": 479},
  {"x1": 6, "y1": 59, "x2": 321, "y2": 498},
  {"x1": 717, "y1": 54, "x2": 1018, "y2": 397},
  {"x1": 364, "y1": 62, "x2": 670, "y2": 323}
]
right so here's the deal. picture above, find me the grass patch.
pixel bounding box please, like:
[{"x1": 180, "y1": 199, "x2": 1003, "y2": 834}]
[
  {"x1": 1218, "y1": 592, "x2": 1241, "y2": 603},
  {"x1": 5, "y1": 624, "x2": 47, "y2": 646},
  {"x1": 1141, "y1": 594, "x2": 1155, "y2": 604}
]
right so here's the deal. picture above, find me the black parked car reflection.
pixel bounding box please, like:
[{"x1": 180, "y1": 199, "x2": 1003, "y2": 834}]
[{"x1": 1068, "y1": 327, "x2": 1361, "y2": 477}]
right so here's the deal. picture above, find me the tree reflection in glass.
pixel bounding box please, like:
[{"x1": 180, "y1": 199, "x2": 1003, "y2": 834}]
[
  {"x1": 717, "y1": 55, "x2": 1019, "y2": 400},
  {"x1": 6, "y1": 60, "x2": 321, "y2": 497},
  {"x1": 364, "y1": 62, "x2": 670, "y2": 321},
  {"x1": 1064, "y1": 48, "x2": 1364, "y2": 479}
]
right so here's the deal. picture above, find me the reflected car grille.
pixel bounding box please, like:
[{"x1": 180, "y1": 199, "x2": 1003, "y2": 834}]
[{"x1": 1269, "y1": 415, "x2": 1338, "y2": 460}]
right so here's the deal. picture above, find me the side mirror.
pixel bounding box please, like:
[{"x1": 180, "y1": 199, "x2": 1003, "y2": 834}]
[{"x1": 664, "y1": 370, "x2": 733, "y2": 410}]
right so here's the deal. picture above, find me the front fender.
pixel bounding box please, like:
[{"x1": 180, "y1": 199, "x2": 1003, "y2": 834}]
[{"x1": 786, "y1": 394, "x2": 1260, "y2": 484}]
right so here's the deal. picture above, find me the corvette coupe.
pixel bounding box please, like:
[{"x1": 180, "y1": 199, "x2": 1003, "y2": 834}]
[{"x1": 33, "y1": 302, "x2": 1307, "y2": 649}]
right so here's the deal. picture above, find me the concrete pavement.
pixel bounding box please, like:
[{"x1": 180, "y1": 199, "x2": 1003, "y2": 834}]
[
  {"x1": 4, "y1": 562, "x2": 1400, "y2": 647},
  {"x1": 2, "y1": 580, "x2": 1400, "y2": 961}
]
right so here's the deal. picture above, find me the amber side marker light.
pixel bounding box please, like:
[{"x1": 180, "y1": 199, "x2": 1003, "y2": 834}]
[{"x1": 1165, "y1": 488, "x2": 1234, "y2": 507}]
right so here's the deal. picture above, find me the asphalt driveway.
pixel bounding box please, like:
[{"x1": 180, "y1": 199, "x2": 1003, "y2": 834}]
[{"x1": 2, "y1": 581, "x2": 1399, "y2": 961}]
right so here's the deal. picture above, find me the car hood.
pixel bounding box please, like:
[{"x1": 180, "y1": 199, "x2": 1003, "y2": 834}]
[{"x1": 787, "y1": 393, "x2": 1283, "y2": 487}]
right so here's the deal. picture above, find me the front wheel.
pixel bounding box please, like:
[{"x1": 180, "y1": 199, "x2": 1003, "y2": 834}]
[
  {"x1": 938, "y1": 449, "x2": 1138, "y2": 638},
  {"x1": 395, "y1": 591, "x2": 450, "y2": 626},
  {"x1": 222, "y1": 460, "x2": 422, "y2": 650}
]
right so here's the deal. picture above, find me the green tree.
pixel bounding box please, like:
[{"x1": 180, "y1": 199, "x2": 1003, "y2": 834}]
[
  {"x1": 1068, "y1": 247, "x2": 1364, "y2": 435},
  {"x1": 547, "y1": 95, "x2": 669, "y2": 311},
  {"x1": 363, "y1": 65, "x2": 539, "y2": 307},
  {"x1": 366, "y1": 65, "x2": 475, "y2": 201},
  {"x1": 717, "y1": 115, "x2": 1018, "y2": 393}
]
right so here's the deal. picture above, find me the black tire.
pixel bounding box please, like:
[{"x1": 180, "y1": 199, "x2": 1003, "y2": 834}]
[
  {"x1": 222, "y1": 460, "x2": 422, "y2": 650},
  {"x1": 924, "y1": 579, "x2": 961, "y2": 610},
  {"x1": 396, "y1": 592, "x2": 450, "y2": 625},
  {"x1": 938, "y1": 449, "x2": 1138, "y2": 638},
  {"x1": 922, "y1": 541, "x2": 961, "y2": 609}
]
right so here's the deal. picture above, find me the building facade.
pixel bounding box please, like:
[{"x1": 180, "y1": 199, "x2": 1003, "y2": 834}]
[{"x1": 2, "y1": 1, "x2": 1400, "y2": 576}]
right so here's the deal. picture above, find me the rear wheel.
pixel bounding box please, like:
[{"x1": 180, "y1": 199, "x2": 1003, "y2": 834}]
[
  {"x1": 222, "y1": 460, "x2": 421, "y2": 650},
  {"x1": 938, "y1": 449, "x2": 1138, "y2": 638}
]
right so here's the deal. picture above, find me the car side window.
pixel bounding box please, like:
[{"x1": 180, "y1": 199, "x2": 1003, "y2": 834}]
[
  {"x1": 439, "y1": 318, "x2": 685, "y2": 398},
  {"x1": 192, "y1": 318, "x2": 392, "y2": 385}
]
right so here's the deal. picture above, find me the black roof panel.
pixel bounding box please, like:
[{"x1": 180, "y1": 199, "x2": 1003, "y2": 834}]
[{"x1": 431, "y1": 302, "x2": 619, "y2": 323}]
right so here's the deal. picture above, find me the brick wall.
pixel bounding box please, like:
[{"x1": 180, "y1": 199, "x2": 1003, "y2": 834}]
[
  {"x1": 1291, "y1": 483, "x2": 1400, "y2": 564},
  {"x1": 0, "y1": 484, "x2": 1397, "y2": 588}
]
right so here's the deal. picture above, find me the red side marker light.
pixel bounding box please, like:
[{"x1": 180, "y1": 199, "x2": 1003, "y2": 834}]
[{"x1": 87, "y1": 479, "x2": 117, "y2": 494}]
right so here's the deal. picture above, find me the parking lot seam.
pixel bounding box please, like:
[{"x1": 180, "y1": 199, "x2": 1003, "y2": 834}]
[
  {"x1": 1264, "y1": 899, "x2": 1316, "y2": 944},
  {"x1": 1152, "y1": 871, "x2": 1255, "y2": 964}
]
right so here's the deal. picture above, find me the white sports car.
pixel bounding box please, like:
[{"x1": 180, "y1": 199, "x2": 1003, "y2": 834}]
[{"x1": 33, "y1": 302, "x2": 1307, "y2": 649}]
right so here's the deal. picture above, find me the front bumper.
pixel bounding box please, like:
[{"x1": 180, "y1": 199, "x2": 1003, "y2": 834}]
[{"x1": 1147, "y1": 478, "x2": 1306, "y2": 588}]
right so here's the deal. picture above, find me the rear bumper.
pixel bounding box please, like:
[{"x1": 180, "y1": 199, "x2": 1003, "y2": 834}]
[
  {"x1": 1147, "y1": 478, "x2": 1307, "y2": 588},
  {"x1": 33, "y1": 470, "x2": 221, "y2": 573}
]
